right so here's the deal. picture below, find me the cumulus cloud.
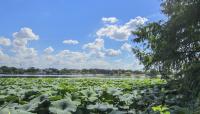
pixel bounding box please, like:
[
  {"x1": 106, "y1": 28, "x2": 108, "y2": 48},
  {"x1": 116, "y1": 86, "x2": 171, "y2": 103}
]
[
  {"x1": 56, "y1": 50, "x2": 87, "y2": 62},
  {"x1": 12, "y1": 27, "x2": 39, "y2": 60},
  {"x1": 12, "y1": 27, "x2": 39, "y2": 48},
  {"x1": 0, "y1": 37, "x2": 11, "y2": 46},
  {"x1": 95, "y1": 51, "x2": 105, "y2": 58},
  {"x1": 105, "y1": 49, "x2": 121, "y2": 56},
  {"x1": 13, "y1": 27, "x2": 39, "y2": 40},
  {"x1": 0, "y1": 49, "x2": 9, "y2": 61},
  {"x1": 14, "y1": 47, "x2": 38, "y2": 59},
  {"x1": 44, "y1": 46, "x2": 54, "y2": 54},
  {"x1": 97, "y1": 16, "x2": 148, "y2": 41},
  {"x1": 121, "y1": 43, "x2": 132, "y2": 52},
  {"x1": 13, "y1": 39, "x2": 27, "y2": 47},
  {"x1": 102, "y1": 17, "x2": 118, "y2": 24},
  {"x1": 83, "y1": 38, "x2": 106, "y2": 58},
  {"x1": 0, "y1": 20, "x2": 144, "y2": 70},
  {"x1": 63, "y1": 40, "x2": 79, "y2": 45},
  {"x1": 125, "y1": 16, "x2": 148, "y2": 29},
  {"x1": 96, "y1": 25, "x2": 130, "y2": 41},
  {"x1": 83, "y1": 38, "x2": 121, "y2": 57},
  {"x1": 45, "y1": 55, "x2": 55, "y2": 61},
  {"x1": 83, "y1": 38, "x2": 104, "y2": 51}
]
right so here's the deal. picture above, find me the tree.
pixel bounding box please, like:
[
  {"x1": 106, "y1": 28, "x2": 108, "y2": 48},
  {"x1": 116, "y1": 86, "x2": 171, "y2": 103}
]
[
  {"x1": 0, "y1": 66, "x2": 10, "y2": 74},
  {"x1": 146, "y1": 69, "x2": 159, "y2": 78},
  {"x1": 26, "y1": 67, "x2": 40, "y2": 74},
  {"x1": 132, "y1": 0, "x2": 200, "y2": 107}
]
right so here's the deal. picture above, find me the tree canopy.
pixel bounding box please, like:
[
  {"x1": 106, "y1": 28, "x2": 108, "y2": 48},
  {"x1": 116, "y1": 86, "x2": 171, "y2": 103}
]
[
  {"x1": 132, "y1": 0, "x2": 200, "y2": 109},
  {"x1": 132, "y1": 0, "x2": 199, "y2": 79}
]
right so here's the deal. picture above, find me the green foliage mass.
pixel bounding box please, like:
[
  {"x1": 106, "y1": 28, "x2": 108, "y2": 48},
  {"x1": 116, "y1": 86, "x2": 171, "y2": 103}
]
[
  {"x1": 132, "y1": 0, "x2": 200, "y2": 112},
  {"x1": 0, "y1": 78, "x2": 176, "y2": 114}
]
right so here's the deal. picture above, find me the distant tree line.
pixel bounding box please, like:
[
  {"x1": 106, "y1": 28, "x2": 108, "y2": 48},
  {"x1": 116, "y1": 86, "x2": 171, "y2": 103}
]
[{"x1": 0, "y1": 66, "x2": 147, "y2": 76}]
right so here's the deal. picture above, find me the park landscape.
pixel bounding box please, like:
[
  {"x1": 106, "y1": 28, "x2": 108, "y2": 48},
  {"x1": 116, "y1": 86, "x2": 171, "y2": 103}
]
[{"x1": 0, "y1": 0, "x2": 200, "y2": 114}]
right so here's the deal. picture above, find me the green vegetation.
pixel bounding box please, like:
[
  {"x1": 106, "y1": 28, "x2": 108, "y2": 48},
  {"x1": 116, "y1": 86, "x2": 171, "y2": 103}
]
[
  {"x1": 1, "y1": 78, "x2": 198, "y2": 114},
  {"x1": 132, "y1": 0, "x2": 200, "y2": 113},
  {"x1": 0, "y1": 66, "x2": 144, "y2": 76},
  {"x1": 0, "y1": 78, "x2": 180, "y2": 114}
]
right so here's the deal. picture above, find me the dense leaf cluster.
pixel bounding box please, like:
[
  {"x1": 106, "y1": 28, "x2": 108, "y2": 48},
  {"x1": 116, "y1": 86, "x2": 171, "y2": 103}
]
[
  {"x1": 0, "y1": 78, "x2": 184, "y2": 114},
  {"x1": 132, "y1": 0, "x2": 200, "y2": 112}
]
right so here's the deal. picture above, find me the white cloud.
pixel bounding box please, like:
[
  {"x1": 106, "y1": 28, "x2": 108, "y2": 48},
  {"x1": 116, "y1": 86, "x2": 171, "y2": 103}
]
[
  {"x1": 13, "y1": 39, "x2": 27, "y2": 47},
  {"x1": 83, "y1": 38, "x2": 104, "y2": 51},
  {"x1": 45, "y1": 55, "x2": 55, "y2": 61},
  {"x1": 97, "y1": 25, "x2": 130, "y2": 41},
  {"x1": 44, "y1": 46, "x2": 54, "y2": 54},
  {"x1": 86, "y1": 51, "x2": 105, "y2": 58},
  {"x1": 102, "y1": 17, "x2": 118, "y2": 24},
  {"x1": 105, "y1": 49, "x2": 121, "y2": 56},
  {"x1": 12, "y1": 27, "x2": 39, "y2": 60},
  {"x1": 12, "y1": 27, "x2": 39, "y2": 49},
  {"x1": 84, "y1": 59, "x2": 110, "y2": 69},
  {"x1": 0, "y1": 37, "x2": 11, "y2": 46},
  {"x1": 56, "y1": 50, "x2": 71, "y2": 58},
  {"x1": 97, "y1": 16, "x2": 148, "y2": 41},
  {"x1": 0, "y1": 49, "x2": 9, "y2": 61},
  {"x1": 0, "y1": 23, "x2": 144, "y2": 70},
  {"x1": 83, "y1": 38, "x2": 122, "y2": 58},
  {"x1": 83, "y1": 38, "x2": 106, "y2": 58},
  {"x1": 125, "y1": 16, "x2": 148, "y2": 30},
  {"x1": 13, "y1": 27, "x2": 39, "y2": 40},
  {"x1": 121, "y1": 43, "x2": 132, "y2": 52},
  {"x1": 14, "y1": 47, "x2": 38, "y2": 59},
  {"x1": 56, "y1": 50, "x2": 87, "y2": 62},
  {"x1": 95, "y1": 51, "x2": 105, "y2": 58},
  {"x1": 63, "y1": 40, "x2": 79, "y2": 45}
]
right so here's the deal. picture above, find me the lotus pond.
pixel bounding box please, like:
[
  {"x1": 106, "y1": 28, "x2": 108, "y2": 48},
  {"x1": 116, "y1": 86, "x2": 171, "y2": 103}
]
[{"x1": 0, "y1": 78, "x2": 178, "y2": 114}]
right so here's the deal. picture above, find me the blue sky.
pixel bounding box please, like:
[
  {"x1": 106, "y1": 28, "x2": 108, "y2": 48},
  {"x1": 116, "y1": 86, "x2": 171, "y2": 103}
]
[{"x1": 0, "y1": 0, "x2": 165, "y2": 70}]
